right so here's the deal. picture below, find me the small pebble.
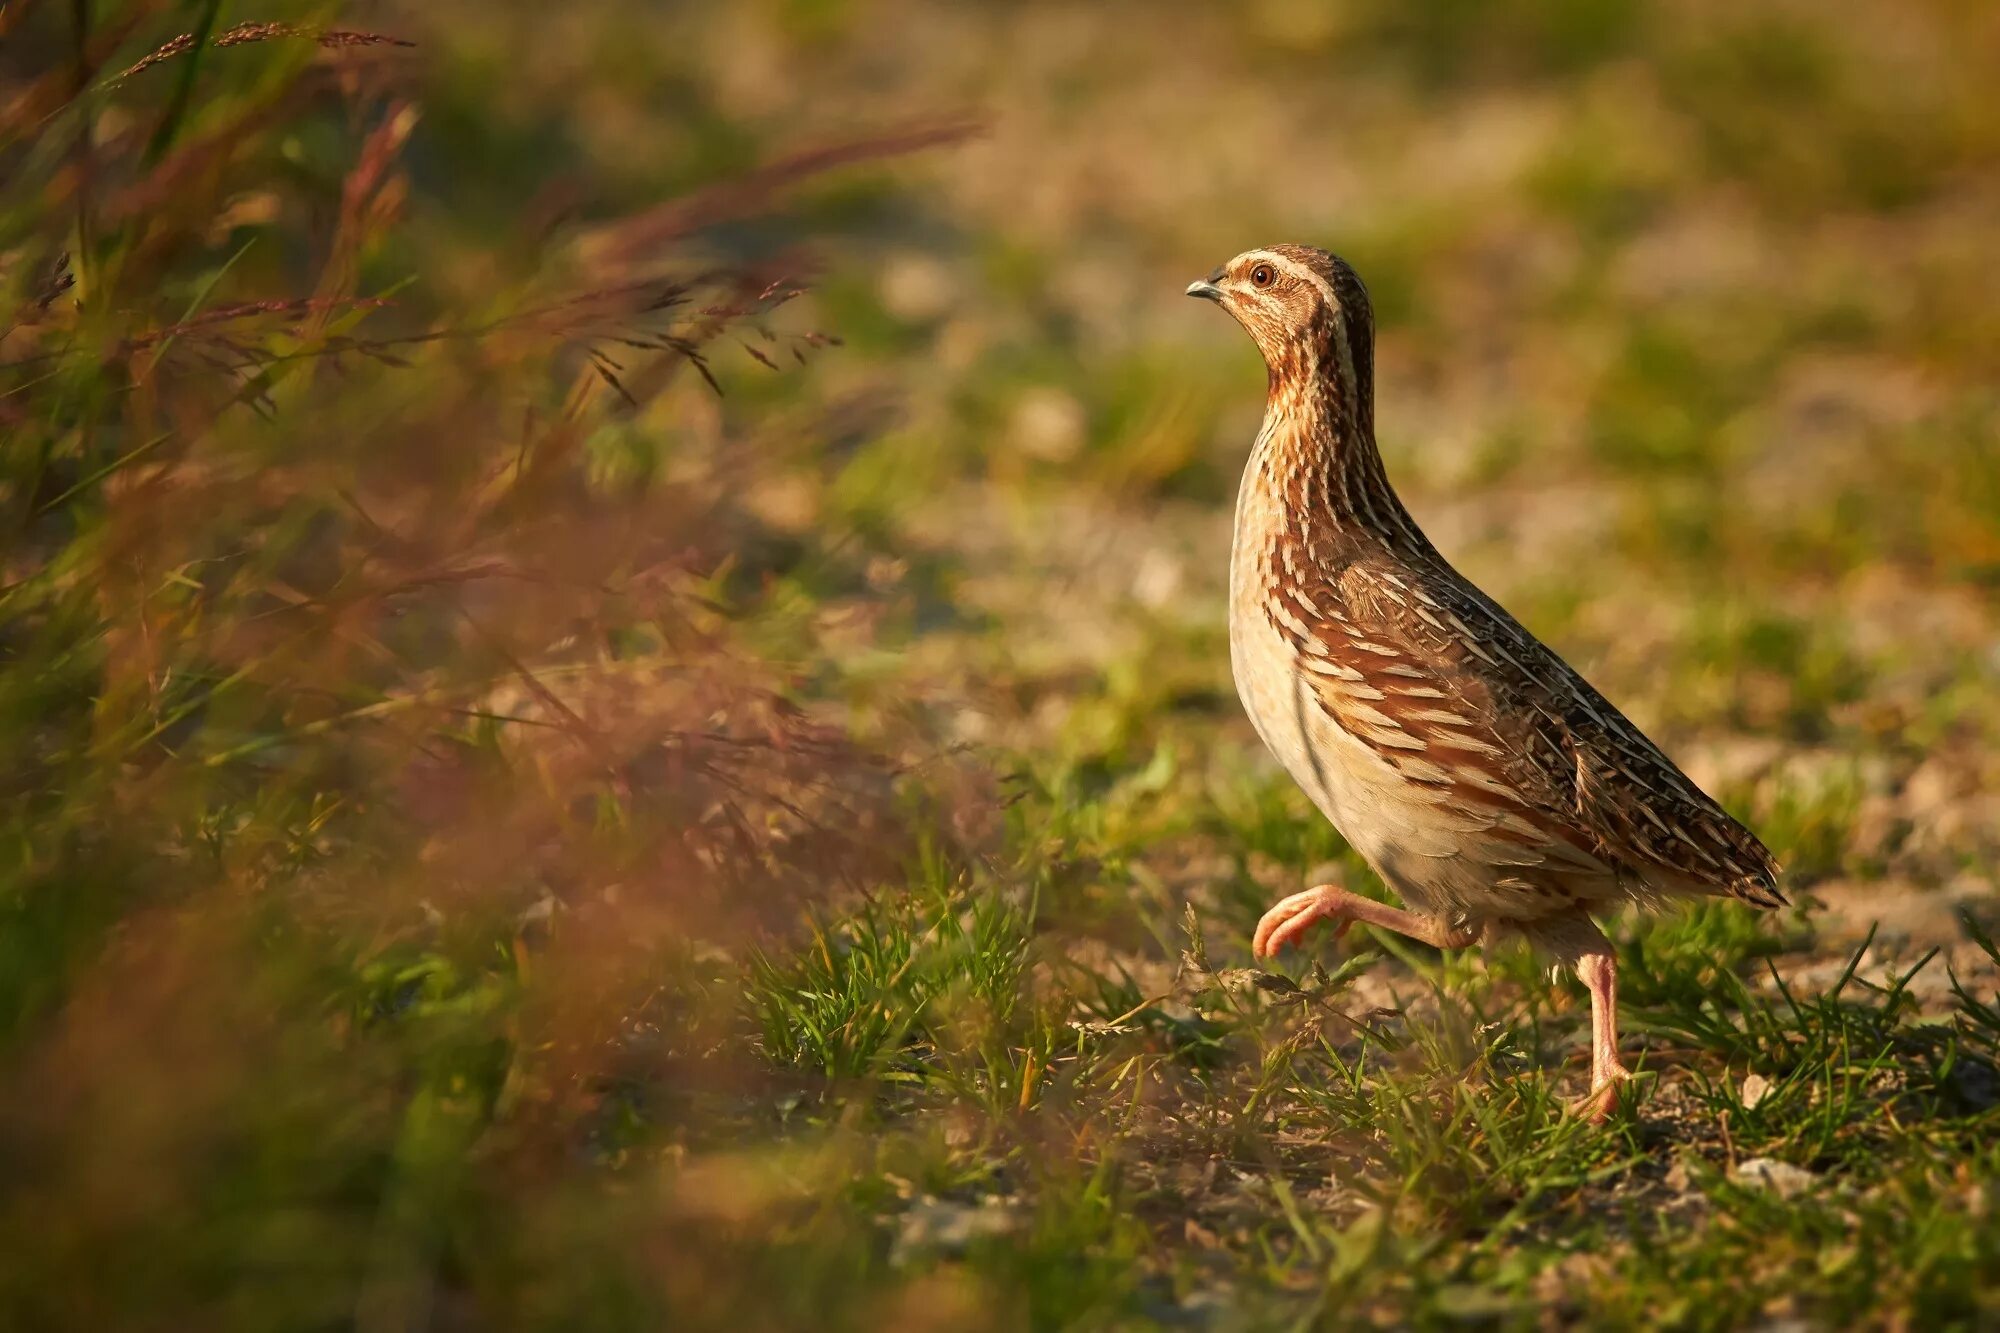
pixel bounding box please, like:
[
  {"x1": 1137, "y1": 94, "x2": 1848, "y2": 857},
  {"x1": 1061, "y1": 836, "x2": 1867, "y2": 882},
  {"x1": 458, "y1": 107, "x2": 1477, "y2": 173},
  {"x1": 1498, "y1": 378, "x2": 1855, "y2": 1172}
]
[{"x1": 1732, "y1": 1157, "x2": 1817, "y2": 1198}]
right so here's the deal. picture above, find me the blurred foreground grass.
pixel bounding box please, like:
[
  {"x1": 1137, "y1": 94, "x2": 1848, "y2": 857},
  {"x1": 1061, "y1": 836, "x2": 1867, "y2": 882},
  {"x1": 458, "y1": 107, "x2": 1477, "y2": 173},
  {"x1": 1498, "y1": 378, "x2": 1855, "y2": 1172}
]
[{"x1": 5, "y1": 1, "x2": 2000, "y2": 1329}]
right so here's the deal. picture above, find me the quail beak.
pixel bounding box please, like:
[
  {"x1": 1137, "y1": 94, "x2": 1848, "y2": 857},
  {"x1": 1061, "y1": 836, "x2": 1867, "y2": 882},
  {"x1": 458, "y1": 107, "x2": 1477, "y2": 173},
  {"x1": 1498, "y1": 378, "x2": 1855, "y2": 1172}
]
[{"x1": 1185, "y1": 268, "x2": 1226, "y2": 302}]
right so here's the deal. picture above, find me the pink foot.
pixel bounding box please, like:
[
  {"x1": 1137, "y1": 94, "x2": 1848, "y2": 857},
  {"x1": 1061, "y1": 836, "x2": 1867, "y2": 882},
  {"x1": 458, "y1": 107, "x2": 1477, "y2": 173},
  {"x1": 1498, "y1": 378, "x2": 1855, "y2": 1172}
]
[
  {"x1": 1252, "y1": 886, "x2": 1354, "y2": 959},
  {"x1": 1569, "y1": 1062, "x2": 1632, "y2": 1123}
]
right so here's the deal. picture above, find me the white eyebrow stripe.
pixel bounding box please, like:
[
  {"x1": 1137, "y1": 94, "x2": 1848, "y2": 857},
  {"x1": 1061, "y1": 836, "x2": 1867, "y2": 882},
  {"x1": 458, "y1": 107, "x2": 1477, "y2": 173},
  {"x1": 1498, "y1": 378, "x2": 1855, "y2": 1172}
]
[{"x1": 1246, "y1": 251, "x2": 1340, "y2": 313}]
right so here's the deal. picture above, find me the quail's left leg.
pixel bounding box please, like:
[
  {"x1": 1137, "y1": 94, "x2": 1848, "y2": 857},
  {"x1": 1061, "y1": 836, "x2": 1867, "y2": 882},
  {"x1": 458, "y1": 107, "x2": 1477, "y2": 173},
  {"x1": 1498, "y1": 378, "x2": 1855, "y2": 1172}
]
[
  {"x1": 1253, "y1": 884, "x2": 1480, "y2": 959},
  {"x1": 1572, "y1": 938, "x2": 1632, "y2": 1123}
]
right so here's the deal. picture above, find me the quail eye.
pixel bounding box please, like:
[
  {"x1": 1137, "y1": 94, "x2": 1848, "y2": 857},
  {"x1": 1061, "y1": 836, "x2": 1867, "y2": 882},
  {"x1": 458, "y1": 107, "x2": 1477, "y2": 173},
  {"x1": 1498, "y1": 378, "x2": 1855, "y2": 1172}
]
[{"x1": 1250, "y1": 264, "x2": 1275, "y2": 288}]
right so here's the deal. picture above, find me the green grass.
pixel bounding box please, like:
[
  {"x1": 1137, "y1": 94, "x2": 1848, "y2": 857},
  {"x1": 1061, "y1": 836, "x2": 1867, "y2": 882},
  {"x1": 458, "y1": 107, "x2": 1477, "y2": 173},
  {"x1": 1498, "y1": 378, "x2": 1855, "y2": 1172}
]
[{"x1": 5, "y1": 0, "x2": 2000, "y2": 1329}]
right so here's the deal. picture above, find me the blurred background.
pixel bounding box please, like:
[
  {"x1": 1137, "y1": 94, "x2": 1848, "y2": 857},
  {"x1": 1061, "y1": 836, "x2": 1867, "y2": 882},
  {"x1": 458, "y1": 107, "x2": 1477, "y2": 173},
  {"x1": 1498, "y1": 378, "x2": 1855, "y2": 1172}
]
[{"x1": 4, "y1": 1, "x2": 1999, "y2": 1328}]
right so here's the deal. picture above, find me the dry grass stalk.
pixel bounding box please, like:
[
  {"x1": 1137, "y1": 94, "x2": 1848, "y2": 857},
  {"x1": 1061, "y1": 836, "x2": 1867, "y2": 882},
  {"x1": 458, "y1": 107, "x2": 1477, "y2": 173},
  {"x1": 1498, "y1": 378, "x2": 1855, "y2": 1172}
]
[{"x1": 112, "y1": 21, "x2": 417, "y2": 85}]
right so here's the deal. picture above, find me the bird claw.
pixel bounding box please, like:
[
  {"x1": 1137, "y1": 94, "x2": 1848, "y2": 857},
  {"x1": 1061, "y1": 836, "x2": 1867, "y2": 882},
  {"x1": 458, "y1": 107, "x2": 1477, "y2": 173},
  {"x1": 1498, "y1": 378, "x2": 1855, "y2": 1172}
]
[
  {"x1": 1251, "y1": 886, "x2": 1351, "y2": 960},
  {"x1": 1568, "y1": 1064, "x2": 1634, "y2": 1124}
]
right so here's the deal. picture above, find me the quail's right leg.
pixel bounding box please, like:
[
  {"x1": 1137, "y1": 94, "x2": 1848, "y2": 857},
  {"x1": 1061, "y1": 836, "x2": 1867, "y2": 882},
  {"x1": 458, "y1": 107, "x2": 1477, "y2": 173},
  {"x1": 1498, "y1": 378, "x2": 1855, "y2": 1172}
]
[
  {"x1": 1253, "y1": 885, "x2": 1481, "y2": 959},
  {"x1": 1571, "y1": 940, "x2": 1632, "y2": 1123}
]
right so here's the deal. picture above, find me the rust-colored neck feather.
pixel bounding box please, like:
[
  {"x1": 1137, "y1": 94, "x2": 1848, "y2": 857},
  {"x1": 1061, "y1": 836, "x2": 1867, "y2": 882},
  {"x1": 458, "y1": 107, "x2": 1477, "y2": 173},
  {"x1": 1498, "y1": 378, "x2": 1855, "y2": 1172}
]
[{"x1": 1251, "y1": 299, "x2": 1425, "y2": 553}]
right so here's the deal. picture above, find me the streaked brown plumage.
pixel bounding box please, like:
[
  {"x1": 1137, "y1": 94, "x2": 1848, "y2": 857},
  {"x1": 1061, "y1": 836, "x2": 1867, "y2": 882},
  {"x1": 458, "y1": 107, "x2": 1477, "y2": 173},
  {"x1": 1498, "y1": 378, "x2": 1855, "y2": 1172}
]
[{"x1": 1189, "y1": 244, "x2": 1783, "y2": 1118}]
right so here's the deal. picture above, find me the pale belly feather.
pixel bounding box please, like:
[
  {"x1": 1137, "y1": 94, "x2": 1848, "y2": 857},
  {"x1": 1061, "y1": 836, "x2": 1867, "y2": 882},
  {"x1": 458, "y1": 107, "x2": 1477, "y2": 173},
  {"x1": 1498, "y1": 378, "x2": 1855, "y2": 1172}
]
[{"x1": 1229, "y1": 600, "x2": 1459, "y2": 917}]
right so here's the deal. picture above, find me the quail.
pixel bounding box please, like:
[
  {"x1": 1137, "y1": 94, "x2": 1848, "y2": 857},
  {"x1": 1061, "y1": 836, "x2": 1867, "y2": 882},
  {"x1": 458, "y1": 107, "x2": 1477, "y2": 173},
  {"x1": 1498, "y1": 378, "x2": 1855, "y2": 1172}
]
[{"x1": 1188, "y1": 245, "x2": 1784, "y2": 1119}]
